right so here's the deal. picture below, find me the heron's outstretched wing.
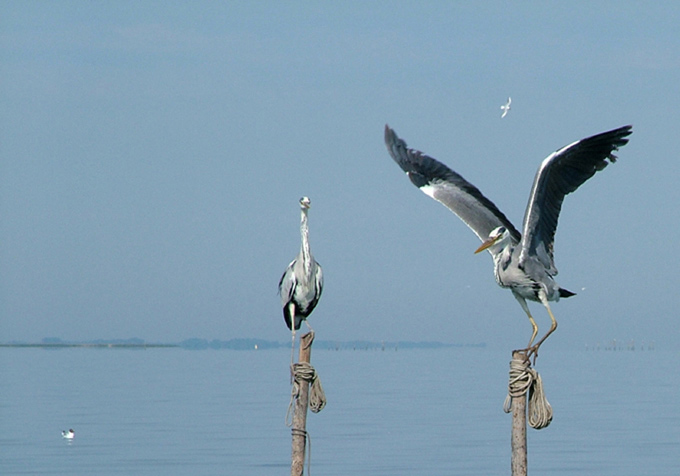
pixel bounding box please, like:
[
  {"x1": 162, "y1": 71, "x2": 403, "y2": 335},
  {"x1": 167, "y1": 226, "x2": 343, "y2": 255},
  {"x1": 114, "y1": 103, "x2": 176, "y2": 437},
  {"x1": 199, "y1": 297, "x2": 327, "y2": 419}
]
[
  {"x1": 519, "y1": 125, "x2": 632, "y2": 274},
  {"x1": 385, "y1": 125, "x2": 521, "y2": 243}
]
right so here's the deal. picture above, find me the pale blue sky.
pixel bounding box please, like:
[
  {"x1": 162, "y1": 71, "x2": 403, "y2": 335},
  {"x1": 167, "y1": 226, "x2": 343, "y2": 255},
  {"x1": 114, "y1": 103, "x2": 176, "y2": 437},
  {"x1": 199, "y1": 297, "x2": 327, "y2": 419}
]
[{"x1": 1, "y1": 2, "x2": 678, "y2": 349}]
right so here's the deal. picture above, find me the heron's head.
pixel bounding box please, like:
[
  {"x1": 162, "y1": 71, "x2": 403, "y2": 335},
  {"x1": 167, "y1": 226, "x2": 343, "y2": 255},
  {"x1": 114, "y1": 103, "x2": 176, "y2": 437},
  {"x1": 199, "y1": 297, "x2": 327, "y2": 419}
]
[
  {"x1": 474, "y1": 226, "x2": 509, "y2": 254},
  {"x1": 299, "y1": 196, "x2": 311, "y2": 209}
]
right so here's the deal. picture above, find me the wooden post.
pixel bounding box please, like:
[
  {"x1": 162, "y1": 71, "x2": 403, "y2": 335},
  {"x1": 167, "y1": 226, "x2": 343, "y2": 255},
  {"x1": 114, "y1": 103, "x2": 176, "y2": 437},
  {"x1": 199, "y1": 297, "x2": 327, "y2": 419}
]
[
  {"x1": 291, "y1": 331, "x2": 314, "y2": 476},
  {"x1": 511, "y1": 350, "x2": 528, "y2": 476}
]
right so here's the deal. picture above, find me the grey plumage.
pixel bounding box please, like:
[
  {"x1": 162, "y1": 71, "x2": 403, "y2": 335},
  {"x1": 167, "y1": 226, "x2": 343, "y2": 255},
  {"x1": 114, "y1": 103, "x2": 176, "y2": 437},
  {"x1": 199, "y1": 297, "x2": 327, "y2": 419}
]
[
  {"x1": 279, "y1": 197, "x2": 323, "y2": 361},
  {"x1": 385, "y1": 124, "x2": 632, "y2": 358}
]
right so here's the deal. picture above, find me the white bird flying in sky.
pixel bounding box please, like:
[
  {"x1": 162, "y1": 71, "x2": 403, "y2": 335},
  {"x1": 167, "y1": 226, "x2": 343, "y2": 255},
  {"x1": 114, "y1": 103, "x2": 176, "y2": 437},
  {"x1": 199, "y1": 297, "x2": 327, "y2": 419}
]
[{"x1": 501, "y1": 97, "x2": 511, "y2": 118}]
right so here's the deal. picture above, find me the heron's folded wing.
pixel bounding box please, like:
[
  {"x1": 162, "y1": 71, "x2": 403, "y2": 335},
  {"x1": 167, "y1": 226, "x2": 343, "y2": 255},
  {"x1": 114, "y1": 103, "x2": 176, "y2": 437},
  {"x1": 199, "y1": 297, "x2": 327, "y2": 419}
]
[
  {"x1": 278, "y1": 260, "x2": 297, "y2": 306},
  {"x1": 309, "y1": 262, "x2": 324, "y2": 311}
]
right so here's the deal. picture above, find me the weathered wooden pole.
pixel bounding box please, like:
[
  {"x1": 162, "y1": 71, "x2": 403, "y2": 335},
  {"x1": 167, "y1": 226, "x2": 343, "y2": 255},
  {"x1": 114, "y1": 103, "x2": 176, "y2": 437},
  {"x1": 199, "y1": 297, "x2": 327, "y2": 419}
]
[
  {"x1": 291, "y1": 331, "x2": 314, "y2": 476},
  {"x1": 511, "y1": 350, "x2": 528, "y2": 476}
]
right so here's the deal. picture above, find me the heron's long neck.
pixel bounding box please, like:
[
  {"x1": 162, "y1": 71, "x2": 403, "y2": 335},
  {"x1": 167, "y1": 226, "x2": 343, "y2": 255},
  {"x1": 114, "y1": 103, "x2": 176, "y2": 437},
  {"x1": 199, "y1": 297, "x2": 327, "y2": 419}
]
[
  {"x1": 491, "y1": 244, "x2": 513, "y2": 288},
  {"x1": 300, "y1": 209, "x2": 312, "y2": 277}
]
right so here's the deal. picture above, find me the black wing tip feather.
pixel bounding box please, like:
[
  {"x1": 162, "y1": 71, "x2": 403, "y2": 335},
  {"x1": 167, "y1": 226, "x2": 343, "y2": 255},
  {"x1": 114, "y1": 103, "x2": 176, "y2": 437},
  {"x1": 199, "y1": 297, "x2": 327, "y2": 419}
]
[
  {"x1": 384, "y1": 124, "x2": 452, "y2": 181},
  {"x1": 579, "y1": 125, "x2": 633, "y2": 148},
  {"x1": 608, "y1": 125, "x2": 633, "y2": 163},
  {"x1": 385, "y1": 124, "x2": 415, "y2": 174},
  {"x1": 604, "y1": 123, "x2": 633, "y2": 144},
  {"x1": 588, "y1": 124, "x2": 633, "y2": 159},
  {"x1": 384, "y1": 124, "x2": 399, "y2": 154}
]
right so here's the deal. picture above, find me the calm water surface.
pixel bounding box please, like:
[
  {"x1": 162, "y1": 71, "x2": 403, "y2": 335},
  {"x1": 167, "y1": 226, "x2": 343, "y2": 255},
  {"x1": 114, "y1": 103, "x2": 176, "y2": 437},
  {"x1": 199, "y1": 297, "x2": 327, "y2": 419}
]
[{"x1": 1, "y1": 346, "x2": 678, "y2": 475}]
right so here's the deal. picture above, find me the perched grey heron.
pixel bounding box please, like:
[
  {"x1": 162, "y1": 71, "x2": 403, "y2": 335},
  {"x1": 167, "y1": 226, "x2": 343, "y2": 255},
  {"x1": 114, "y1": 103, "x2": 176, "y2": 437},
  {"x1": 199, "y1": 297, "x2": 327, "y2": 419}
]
[
  {"x1": 279, "y1": 196, "x2": 324, "y2": 364},
  {"x1": 501, "y1": 97, "x2": 512, "y2": 118},
  {"x1": 385, "y1": 124, "x2": 632, "y2": 358}
]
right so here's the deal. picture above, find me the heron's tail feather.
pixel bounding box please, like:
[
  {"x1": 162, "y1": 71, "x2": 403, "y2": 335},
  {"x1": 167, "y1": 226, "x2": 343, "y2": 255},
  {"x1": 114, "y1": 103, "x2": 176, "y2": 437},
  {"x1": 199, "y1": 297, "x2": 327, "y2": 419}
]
[{"x1": 559, "y1": 288, "x2": 576, "y2": 298}]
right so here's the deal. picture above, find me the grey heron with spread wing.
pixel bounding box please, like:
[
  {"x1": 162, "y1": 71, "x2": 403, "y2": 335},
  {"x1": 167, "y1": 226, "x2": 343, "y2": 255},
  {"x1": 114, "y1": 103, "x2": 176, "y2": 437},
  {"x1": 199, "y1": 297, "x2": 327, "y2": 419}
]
[
  {"x1": 279, "y1": 196, "x2": 323, "y2": 364},
  {"x1": 385, "y1": 124, "x2": 632, "y2": 358}
]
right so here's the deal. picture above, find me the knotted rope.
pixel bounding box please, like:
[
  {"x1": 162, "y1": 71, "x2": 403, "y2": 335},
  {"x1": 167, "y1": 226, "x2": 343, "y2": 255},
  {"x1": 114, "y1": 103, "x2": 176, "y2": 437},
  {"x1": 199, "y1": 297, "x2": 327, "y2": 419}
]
[
  {"x1": 503, "y1": 354, "x2": 553, "y2": 429},
  {"x1": 286, "y1": 361, "x2": 327, "y2": 427}
]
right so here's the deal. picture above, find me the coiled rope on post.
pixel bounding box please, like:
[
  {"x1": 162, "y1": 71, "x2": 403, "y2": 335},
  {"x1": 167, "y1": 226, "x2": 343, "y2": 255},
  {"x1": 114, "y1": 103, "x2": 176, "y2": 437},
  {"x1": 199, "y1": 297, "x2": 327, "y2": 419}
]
[
  {"x1": 503, "y1": 354, "x2": 553, "y2": 429},
  {"x1": 286, "y1": 362, "x2": 327, "y2": 426}
]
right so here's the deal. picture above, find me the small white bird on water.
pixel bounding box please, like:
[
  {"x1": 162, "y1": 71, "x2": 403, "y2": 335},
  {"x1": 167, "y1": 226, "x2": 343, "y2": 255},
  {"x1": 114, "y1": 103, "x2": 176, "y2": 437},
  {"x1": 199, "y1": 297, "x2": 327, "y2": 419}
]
[
  {"x1": 62, "y1": 429, "x2": 75, "y2": 440},
  {"x1": 501, "y1": 97, "x2": 511, "y2": 118}
]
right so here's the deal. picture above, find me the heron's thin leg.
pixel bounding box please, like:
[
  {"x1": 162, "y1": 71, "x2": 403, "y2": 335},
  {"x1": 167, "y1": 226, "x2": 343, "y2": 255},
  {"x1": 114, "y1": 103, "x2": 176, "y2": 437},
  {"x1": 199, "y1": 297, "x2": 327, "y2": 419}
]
[
  {"x1": 513, "y1": 293, "x2": 538, "y2": 348},
  {"x1": 528, "y1": 296, "x2": 558, "y2": 359},
  {"x1": 304, "y1": 319, "x2": 314, "y2": 333}
]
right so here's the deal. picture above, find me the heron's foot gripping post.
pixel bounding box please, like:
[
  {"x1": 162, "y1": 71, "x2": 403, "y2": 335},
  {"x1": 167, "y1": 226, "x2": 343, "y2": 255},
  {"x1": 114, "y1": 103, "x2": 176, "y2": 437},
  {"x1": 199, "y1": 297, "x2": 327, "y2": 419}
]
[
  {"x1": 521, "y1": 343, "x2": 542, "y2": 365},
  {"x1": 512, "y1": 347, "x2": 532, "y2": 365}
]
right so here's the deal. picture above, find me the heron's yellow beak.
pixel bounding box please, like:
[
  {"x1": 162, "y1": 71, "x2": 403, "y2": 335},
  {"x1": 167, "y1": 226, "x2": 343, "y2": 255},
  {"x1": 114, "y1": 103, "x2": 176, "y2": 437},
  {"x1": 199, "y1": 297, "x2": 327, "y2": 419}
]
[{"x1": 474, "y1": 235, "x2": 501, "y2": 254}]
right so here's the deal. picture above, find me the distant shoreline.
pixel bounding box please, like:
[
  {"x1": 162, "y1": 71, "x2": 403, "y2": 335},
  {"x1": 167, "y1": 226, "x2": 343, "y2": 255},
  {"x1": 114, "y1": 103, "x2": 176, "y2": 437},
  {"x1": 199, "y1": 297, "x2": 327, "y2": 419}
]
[
  {"x1": 0, "y1": 338, "x2": 486, "y2": 351},
  {"x1": 0, "y1": 339, "x2": 658, "y2": 351},
  {"x1": 0, "y1": 343, "x2": 178, "y2": 349}
]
